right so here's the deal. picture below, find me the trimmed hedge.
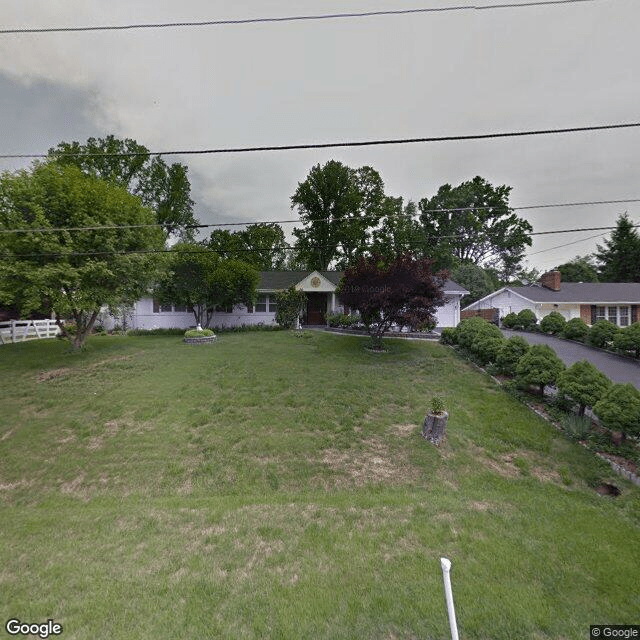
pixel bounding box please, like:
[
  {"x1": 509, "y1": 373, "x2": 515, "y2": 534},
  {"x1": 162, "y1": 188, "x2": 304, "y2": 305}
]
[
  {"x1": 496, "y1": 335, "x2": 530, "y2": 376},
  {"x1": 184, "y1": 328, "x2": 215, "y2": 338},
  {"x1": 540, "y1": 311, "x2": 566, "y2": 335},
  {"x1": 127, "y1": 328, "x2": 187, "y2": 336},
  {"x1": 515, "y1": 343, "x2": 565, "y2": 397},
  {"x1": 556, "y1": 360, "x2": 611, "y2": 417},
  {"x1": 587, "y1": 319, "x2": 619, "y2": 349},
  {"x1": 561, "y1": 318, "x2": 589, "y2": 341},
  {"x1": 593, "y1": 383, "x2": 640, "y2": 438}
]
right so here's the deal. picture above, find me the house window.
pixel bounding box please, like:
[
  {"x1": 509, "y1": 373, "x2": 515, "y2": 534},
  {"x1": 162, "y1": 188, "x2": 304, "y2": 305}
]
[
  {"x1": 255, "y1": 295, "x2": 267, "y2": 312},
  {"x1": 607, "y1": 306, "x2": 618, "y2": 324},
  {"x1": 268, "y1": 296, "x2": 278, "y2": 312},
  {"x1": 153, "y1": 299, "x2": 174, "y2": 313},
  {"x1": 619, "y1": 306, "x2": 630, "y2": 327},
  {"x1": 595, "y1": 306, "x2": 606, "y2": 322},
  {"x1": 215, "y1": 304, "x2": 234, "y2": 313},
  {"x1": 174, "y1": 305, "x2": 187, "y2": 313}
]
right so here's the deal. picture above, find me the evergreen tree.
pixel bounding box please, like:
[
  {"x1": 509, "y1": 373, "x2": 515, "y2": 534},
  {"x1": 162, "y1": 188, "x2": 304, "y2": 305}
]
[{"x1": 595, "y1": 214, "x2": 640, "y2": 282}]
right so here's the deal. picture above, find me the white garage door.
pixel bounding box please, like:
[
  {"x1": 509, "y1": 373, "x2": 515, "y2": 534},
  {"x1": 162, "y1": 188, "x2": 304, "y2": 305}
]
[{"x1": 436, "y1": 300, "x2": 457, "y2": 327}]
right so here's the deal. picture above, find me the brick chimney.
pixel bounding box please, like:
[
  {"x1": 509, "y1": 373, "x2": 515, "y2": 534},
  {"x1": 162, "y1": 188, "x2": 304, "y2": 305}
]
[{"x1": 540, "y1": 270, "x2": 561, "y2": 291}]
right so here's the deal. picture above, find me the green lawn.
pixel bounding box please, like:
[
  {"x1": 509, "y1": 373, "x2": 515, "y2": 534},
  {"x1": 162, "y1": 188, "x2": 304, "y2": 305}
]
[{"x1": 1, "y1": 331, "x2": 638, "y2": 639}]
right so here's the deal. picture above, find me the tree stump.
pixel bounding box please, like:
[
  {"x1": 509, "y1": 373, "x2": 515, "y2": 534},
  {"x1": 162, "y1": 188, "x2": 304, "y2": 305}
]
[{"x1": 423, "y1": 411, "x2": 449, "y2": 446}]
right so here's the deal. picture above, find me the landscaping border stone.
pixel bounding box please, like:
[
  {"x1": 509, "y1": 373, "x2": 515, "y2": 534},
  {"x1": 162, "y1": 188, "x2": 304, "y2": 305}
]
[{"x1": 183, "y1": 336, "x2": 217, "y2": 344}]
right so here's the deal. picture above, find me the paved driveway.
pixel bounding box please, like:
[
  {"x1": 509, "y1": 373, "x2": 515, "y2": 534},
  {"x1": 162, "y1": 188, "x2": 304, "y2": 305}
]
[{"x1": 502, "y1": 330, "x2": 640, "y2": 388}]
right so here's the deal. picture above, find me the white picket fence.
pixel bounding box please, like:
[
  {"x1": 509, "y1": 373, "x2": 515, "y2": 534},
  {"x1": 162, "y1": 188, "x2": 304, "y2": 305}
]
[{"x1": 0, "y1": 319, "x2": 60, "y2": 345}]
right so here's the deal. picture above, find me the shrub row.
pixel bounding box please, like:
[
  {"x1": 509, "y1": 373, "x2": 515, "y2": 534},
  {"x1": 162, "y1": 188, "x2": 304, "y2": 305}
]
[
  {"x1": 503, "y1": 310, "x2": 640, "y2": 360},
  {"x1": 127, "y1": 324, "x2": 283, "y2": 336},
  {"x1": 326, "y1": 312, "x2": 364, "y2": 329},
  {"x1": 442, "y1": 317, "x2": 640, "y2": 439}
]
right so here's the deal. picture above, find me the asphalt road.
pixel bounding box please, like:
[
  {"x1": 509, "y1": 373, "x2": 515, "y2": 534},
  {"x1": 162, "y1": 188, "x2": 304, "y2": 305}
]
[{"x1": 502, "y1": 330, "x2": 640, "y2": 388}]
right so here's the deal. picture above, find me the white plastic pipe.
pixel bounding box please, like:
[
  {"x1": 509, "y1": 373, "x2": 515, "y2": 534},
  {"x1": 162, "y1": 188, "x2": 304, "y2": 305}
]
[{"x1": 440, "y1": 557, "x2": 460, "y2": 640}]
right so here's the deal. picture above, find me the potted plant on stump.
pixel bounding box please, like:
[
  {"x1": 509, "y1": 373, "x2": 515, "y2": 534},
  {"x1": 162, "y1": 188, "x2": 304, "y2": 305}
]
[{"x1": 423, "y1": 396, "x2": 448, "y2": 445}]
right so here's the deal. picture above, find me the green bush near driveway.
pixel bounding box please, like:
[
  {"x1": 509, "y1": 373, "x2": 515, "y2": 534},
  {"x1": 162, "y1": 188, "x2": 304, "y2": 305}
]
[{"x1": 540, "y1": 311, "x2": 566, "y2": 335}]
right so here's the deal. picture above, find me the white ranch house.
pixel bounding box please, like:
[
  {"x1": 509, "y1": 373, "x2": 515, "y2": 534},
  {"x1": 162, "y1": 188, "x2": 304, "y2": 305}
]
[
  {"x1": 463, "y1": 270, "x2": 640, "y2": 327},
  {"x1": 108, "y1": 270, "x2": 468, "y2": 330}
]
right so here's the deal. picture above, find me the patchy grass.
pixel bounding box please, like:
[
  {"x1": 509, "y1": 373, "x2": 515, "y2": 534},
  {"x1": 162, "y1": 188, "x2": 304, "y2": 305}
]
[{"x1": 0, "y1": 332, "x2": 639, "y2": 639}]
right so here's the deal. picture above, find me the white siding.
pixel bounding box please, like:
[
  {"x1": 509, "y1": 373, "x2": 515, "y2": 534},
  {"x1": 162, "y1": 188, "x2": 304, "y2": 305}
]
[
  {"x1": 435, "y1": 296, "x2": 461, "y2": 328},
  {"x1": 128, "y1": 297, "x2": 279, "y2": 330},
  {"x1": 470, "y1": 290, "x2": 536, "y2": 320}
]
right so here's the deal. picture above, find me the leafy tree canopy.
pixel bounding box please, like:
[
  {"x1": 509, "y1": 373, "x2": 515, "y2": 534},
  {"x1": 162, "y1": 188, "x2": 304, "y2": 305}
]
[
  {"x1": 369, "y1": 198, "x2": 421, "y2": 261},
  {"x1": 337, "y1": 253, "x2": 446, "y2": 348},
  {"x1": 155, "y1": 243, "x2": 258, "y2": 328},
  {"x1": 451, "y1": 262, "x2": 499, "y2": 306},
  {"x1": 291, "y1": 160, "x2": 385, "y2": 270},
  {"x1": 417, "y1": 176, "x2": 532, "y2": 279},
  {"x1": 595, "y1": 213, "x2": 640, "y2": 282},
  {"x1": 0, "y1": 162, "x2": 166, "y2": 348},
  {"x1": 207, "y1": 223, "x2": 287, "y2": 270},
  {"x1": 555, "y1": 255, "x2": 599, "y2": 283},
  {"x1": 48, "y1": 135, "x2": 197, "y2": 240}
]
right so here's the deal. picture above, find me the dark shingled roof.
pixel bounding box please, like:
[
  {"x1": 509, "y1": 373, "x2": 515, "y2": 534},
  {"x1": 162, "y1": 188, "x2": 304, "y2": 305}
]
[
  {"x1": 258, "y1": 271, "x2": 343, "y2": 290},
  {"x1": 258, "y1": 271, "x2": 468, "y2": 294},
  {"x1": 511, "y1": 282, "x2": 640, "y2": 303}
]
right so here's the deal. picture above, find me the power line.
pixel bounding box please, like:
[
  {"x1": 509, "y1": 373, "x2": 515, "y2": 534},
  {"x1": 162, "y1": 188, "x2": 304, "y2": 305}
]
[
  {"x1": 526, "y1": 231, "x2": 609, "y2": 256},
  {"x1": 2, "y1": 122, "x2": 639, "y2": 160},
  {"x1": 0, "y1": 0, "x2": 601, "y2": 35},
  {"x1": 3, "y1": 224, "x2": 638, "y2": 260}
]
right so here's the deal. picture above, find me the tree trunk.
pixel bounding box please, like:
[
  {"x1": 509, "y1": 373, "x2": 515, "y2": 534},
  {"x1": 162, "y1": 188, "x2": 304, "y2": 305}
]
[{"x1": 423, "y1": 411, "x2": 449, "y2": 446}]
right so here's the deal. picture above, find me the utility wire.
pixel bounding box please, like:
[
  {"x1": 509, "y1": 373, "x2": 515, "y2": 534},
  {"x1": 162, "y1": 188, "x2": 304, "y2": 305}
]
[
  {"x1": 1, "y1": 198, "x2": 637, "y2": 235},
  {"x1": 3, "y1": 225, "x2": 638, "y2": 260},
  {"x1": 2, "y1": 122, "x2": 639, "y2": 160},
  {"x1": 526, "y1": 231, "x2": 609, "y2": 256},
  {"x1": 0, "y1": 0, "x2": 602, "y2": 35}
]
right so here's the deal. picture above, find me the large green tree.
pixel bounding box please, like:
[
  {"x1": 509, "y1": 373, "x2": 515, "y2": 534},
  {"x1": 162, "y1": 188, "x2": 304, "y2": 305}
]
[
  {"x1": 155, "y1": 243, "x2": 258, "y2": 328},
  {"x1": 207, "y1": 223, "x2": 287, "y2": 270},
  {"x1": 0, "y1": 162, "x2": 165, "y2": 348},
  {"x1": 48, "y1": 135, "x2": 197, "y2": 240},
  {"x1": 369, "y1": 198, "x2": 421, "y2": 260},
  {"x1": 451, "y1": 262, "x2": 499, "y2": 306},
  {"x1": 595, "y1": 213, "x2": 640, "y2": 282},
  {"x1": 555, "y1": 255, "x2": 599, "y2": 283},
  {"x1": 417, "y1": 176, "x2": 532, "y2": 279},
  {"x1": 291, "y1": 160, "x2": 385, "y2": 270}
]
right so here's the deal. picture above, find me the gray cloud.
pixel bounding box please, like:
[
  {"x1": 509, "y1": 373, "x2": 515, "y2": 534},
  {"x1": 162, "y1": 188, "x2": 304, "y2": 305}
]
[{"x1": 1, "y1": 0, "x2": 638, "y2": 270}]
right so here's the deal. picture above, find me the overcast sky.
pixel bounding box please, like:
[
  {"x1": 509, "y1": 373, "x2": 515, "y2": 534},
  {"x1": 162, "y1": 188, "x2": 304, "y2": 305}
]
[{"x1": 1, "y1": 0, "x2": 638, "y2": 272}]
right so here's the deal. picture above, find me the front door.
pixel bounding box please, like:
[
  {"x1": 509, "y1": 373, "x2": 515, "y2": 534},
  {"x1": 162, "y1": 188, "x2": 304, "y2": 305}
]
[{"x1": 305, "y1": 293, "x2": 327, "y2": 325}]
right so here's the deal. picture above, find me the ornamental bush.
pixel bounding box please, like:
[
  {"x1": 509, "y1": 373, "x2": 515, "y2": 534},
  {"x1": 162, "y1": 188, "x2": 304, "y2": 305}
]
[
  {"x1": 540, "y1": 311, "x2": 566, "y2": 335},
  {"x1": 561, "y1": 317, "x2": 589, "y2": 341},
  {"x1": 456, "y1": 317, "x2": 502, "y2": 351},
  {"x1": 274, "y1": 286, "x2": 307, "y2": 329},
  {"x1": 587, "y1": 319, "x2": 619, "y2": 349},
  {"x1": 496, "y1": 335, "x2": 530, "y2": 376},
  {"x1": 326, "y1": 312, "x2": 362, "y2": 328},
  {"x1": 612, "y1": 322, "x2": 640, "y2": 359},
  {"x1": 439, "y1": 327, "x2": 458, "y2": 345},
  {"x1": 593, "y1": 383, "x2": 640, "y2": 438},
  {"x1": 515, "y1": 343, "x2": 565, "y2": 396},
  {"x1": 471, "y1": 335, "x2": 505, "y2": 366},
  {"x1": 516, "y1": 309, "x2": 538, "y2": 331},
  {"x1": 501, "y1": 312, "x2": 518, "y2": 329},
  {"x1": 556, "y1": 360, "x2": 612, "y2": 417},
  {"x1": 184, "y1": 328, "x2": 215, "y2": 337}
]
